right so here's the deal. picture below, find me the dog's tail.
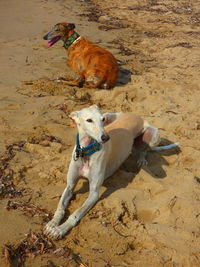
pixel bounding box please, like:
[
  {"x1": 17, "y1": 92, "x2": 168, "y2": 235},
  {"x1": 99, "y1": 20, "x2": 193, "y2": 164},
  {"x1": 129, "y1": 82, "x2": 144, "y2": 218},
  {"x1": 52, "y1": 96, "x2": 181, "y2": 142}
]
[{"x1": 151, "y1": 142, "x2": 180, "y2": 151}]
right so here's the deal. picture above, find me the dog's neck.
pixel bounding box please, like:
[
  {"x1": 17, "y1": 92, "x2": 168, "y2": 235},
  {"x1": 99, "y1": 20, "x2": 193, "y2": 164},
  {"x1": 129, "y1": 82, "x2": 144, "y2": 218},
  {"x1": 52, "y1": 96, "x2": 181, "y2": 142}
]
[
  {"x1": 63, "y1": 32, "x2": 80, "y2": 49},
  {"x1": 78, "y1": 130, "x2": 93, "y2": 148},
  {"x1": 74, "y1": 129, "x2": 102, "y2": 160}
]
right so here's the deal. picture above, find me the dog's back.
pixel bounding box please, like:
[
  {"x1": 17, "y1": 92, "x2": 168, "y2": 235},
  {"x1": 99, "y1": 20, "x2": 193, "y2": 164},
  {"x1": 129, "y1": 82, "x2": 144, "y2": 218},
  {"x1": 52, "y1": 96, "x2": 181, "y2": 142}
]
[
  {"x1": 68, "y1": 37, "x2": 118, "y2": 88},
  {"x1": 105, "y1": 113, "x2": 144, "y2": 136}
]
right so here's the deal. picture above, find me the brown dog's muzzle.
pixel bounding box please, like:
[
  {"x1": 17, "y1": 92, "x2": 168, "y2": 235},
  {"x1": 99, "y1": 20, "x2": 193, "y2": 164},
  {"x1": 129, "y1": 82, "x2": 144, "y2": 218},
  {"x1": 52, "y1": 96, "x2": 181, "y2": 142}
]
[
  {"x1": 43, "y1": 32, "x2": 61, "y2": 47},
  {"x1": 43, "y1": 32, "x2": 50, "y2": 40}
]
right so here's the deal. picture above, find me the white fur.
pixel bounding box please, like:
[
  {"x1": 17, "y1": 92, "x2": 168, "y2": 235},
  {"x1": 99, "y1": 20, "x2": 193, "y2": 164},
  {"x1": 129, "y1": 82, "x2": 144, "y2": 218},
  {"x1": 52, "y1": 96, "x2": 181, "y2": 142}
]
[{"x1": 151, "y1": 142, "x2": 180, "y2": 151}]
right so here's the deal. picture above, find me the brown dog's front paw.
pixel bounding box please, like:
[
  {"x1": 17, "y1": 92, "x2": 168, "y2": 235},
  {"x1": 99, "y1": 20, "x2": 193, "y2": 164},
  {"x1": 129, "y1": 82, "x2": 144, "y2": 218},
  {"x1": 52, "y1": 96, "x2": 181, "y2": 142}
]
[{"x1": 54, "y1": 77, "x2": 68, "y2": 83}]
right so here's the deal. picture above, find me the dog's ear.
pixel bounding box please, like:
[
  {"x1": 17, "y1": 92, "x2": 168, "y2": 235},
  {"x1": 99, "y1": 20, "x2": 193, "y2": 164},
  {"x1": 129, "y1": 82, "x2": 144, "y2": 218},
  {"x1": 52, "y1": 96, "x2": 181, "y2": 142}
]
[
  {"x1": 65, "y1": 23, "x2": 75, "y2": 30},
  {"x1": 91, "y1": 104, "x2": 100, "y2": 110},
  {"x1": 69, "y1": 111, "x2": 79, "y2": 124}
]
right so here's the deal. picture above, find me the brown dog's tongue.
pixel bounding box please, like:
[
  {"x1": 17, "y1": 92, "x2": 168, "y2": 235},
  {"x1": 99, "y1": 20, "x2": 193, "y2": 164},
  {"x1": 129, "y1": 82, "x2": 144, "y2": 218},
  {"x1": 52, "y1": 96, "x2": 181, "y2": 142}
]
[{"x1": 47, "y1": 36, "x2": 61, "y2": 47}]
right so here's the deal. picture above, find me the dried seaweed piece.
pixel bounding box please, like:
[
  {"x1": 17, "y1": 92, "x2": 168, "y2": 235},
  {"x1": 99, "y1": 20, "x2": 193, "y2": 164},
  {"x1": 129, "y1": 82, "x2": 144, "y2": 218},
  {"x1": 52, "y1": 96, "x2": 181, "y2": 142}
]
[
  {"x1": 2, "y1": 231, "x2": 83, "y2": 267},
  {"x1": 28, "y1": 135, "x2": 64, "y2": 145},
  {"x1": 195, "y1": 123, "x2": 200, "y2": 130},
  {"x1": 108, "y1": 39, "x2": 138, "y2": 56},
  {"x1": 167, "y1": 42, "x2": 193, "y2": 49},
  {"x1": 0, "y1": 179, "x2": 23, "y2": 199},
  {"x1": 6, "y1": 200, "x2": 53, "y2": 222},
  {"x1": 46, "y1": 260, "x2": 57, "y2": 267},
  {"x1": 43, "y1": 135, "x2": 63, "y2": 143},
  {"x1": 194, "y1": 176, "x2": 200, "y2": 184},
  {"x1": 86, "y1": 6, "x2": 103, "y2": 22},
  {"x1": 0, "y1": 142, "x2": 25, "y2": 199},
  {"x1": 2, "y1": 245, "x2": 12, "y2": 267},
  {"x1": 2, "y1": 232, "x2": 55, "y2": 267}
]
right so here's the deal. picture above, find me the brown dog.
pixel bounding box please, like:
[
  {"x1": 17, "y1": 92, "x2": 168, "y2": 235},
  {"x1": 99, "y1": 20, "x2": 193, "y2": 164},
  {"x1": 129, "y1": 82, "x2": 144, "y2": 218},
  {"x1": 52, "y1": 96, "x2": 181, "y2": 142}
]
[{"x1": 43, "y1": 22, "x2": 118, "y2": 89}]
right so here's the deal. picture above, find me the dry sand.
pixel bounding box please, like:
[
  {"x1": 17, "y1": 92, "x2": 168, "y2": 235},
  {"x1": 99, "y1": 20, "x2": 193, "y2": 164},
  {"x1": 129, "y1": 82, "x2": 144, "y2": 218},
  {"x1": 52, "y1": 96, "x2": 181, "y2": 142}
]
[{"x1": 0, "y1": 0, "x2": 200, "y2": 266}]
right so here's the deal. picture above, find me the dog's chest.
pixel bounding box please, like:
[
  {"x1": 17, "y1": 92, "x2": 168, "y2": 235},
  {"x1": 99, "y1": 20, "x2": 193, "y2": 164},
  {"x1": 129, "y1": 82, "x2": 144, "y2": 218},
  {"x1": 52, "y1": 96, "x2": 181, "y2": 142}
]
[{"x1": 79, "y1": 158, "x2": 90, "y2": 178}]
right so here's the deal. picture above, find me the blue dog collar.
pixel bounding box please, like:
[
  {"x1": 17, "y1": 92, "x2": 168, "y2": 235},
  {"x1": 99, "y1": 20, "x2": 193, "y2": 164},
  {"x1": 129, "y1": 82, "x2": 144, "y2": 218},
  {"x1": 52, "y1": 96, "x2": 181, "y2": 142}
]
[{"x1": 74, "y1": 134, "x2": 102, "y2": 160}]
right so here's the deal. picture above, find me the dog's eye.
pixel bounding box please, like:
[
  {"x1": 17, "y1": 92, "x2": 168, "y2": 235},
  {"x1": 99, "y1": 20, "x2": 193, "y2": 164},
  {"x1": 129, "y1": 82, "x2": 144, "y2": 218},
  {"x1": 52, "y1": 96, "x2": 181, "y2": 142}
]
[
  {"x1": 86, "y1": 119, "x2": 93, "y2": 123},
  {"x1": 102, "y1": 117, "x2": 105, "y2": 122}
]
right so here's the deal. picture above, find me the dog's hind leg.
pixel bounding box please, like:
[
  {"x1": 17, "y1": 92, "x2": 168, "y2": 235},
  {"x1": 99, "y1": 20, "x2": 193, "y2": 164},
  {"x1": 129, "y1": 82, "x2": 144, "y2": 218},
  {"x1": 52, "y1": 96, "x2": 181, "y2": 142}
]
[
  {"x1": 135, "y1": 125, "x2": 179, "y2": 166},
  {"x1": 134, "y1": 125, "x2": 161, "y2": 167},
  {"x1": 142, "y1": 125, "x2": 161, "y2": 148},
  {"x1": 84, "y1": 78, "x2": 105, "y2": 89},
  {"x1": 103, "y1": 112, "x2": 122, "y2": 126},
  {"x1": 83, "y1": 70, "x2": 107, "y2": 89},
  {"x1": 44, "y1": 160, "x2": 79, "y2": 234}
]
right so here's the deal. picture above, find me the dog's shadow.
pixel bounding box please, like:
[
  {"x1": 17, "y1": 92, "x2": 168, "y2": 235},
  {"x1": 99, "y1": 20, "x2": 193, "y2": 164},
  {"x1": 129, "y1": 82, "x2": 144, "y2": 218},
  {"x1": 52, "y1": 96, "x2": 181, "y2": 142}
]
[
  {"x1": 74, "y1": 138, "x2": 181, "y2": 201},
  {"x1": 116, "y1": 67, "x2": 132, "y2": 86}
]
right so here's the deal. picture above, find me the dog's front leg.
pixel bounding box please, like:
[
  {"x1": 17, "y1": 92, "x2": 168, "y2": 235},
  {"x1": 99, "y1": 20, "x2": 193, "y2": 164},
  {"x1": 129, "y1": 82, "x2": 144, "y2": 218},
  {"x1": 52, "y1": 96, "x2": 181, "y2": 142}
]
[
  {"x1": 56, "y1": 74, "x2": 85, "y2": 87},
  {"x1": 44, "y1": 158, "x2": 80, "y2": 235},
  {"x1": 46, "y1": 165, "x2": 105, "y2": 239}
]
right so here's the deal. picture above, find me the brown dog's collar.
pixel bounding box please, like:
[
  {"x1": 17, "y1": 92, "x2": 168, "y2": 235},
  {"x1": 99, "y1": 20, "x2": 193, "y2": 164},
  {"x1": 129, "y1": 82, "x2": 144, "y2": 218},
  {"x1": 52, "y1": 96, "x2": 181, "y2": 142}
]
[{"x1": 63, "y1": 32, "x2": 80, "y2": 49}]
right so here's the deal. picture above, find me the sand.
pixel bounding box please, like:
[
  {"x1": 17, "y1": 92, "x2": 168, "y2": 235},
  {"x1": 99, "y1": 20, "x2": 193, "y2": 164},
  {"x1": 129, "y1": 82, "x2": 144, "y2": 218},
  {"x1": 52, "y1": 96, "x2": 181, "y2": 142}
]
[{"x1": 0, "y1": 0, "x2": 200, "y2": 266}]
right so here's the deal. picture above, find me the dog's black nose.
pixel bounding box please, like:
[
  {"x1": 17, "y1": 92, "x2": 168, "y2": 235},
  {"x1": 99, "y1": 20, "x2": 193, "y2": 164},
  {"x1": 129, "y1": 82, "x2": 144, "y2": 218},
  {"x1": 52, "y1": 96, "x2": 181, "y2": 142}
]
[
  {"x1": 43, "y1": 33, "x2": 49, "y2": 40},
  {"x1": 101, "y1": 134, "x2": 110, "y2": 143}
]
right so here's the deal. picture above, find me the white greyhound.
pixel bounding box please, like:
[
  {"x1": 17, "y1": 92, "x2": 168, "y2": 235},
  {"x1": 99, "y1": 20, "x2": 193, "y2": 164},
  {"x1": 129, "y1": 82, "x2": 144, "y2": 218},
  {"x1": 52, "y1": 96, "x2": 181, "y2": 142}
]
[{"x1": 44, "y1": 105, "x2": 179, "y2": 239}]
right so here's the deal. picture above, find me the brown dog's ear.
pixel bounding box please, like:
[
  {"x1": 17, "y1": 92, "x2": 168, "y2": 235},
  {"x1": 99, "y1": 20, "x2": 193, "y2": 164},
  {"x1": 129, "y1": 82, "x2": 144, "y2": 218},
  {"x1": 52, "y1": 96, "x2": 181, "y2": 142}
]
[{"x1": 65, "y1": 23, "x2": 75, "y2": 29}]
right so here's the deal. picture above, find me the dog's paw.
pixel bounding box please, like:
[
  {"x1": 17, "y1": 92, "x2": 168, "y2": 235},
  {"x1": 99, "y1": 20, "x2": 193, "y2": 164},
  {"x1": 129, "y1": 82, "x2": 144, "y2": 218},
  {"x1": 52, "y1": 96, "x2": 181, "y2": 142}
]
[
  {"x1": 44, "y1": 219, "x2": 69, "y2": 239},
  {"x1": 54, "y1": 78, "x2": 63, "y2": 83},
  {"x1": 137, "y1": 157, "x2": 148, "y2": 167},
  {"x1": 44, "y1": 225, "x2": 64, "y2": 239},
  {"x1": 45, "y1": 219, "x2": 58, "y2": 229},
  {"x1": 44, "y1": 223, "x2": 65, "y2": 239},
  {"x1": 53, "y1": 77, "x2": 67, "y2": 83},
  {"x1": 44, "y1": 220, "x2": 60, "y2": 236},
  {"x1": 137, "y1": 151, "x2": 148, "y2": 167}
]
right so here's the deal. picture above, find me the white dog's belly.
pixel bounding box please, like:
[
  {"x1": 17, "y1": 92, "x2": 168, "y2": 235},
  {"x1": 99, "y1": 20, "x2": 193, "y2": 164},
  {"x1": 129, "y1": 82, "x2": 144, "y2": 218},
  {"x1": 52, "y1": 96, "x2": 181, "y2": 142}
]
[{"x1": 105, "y1": 146, "x2": 132, "y2": 179}]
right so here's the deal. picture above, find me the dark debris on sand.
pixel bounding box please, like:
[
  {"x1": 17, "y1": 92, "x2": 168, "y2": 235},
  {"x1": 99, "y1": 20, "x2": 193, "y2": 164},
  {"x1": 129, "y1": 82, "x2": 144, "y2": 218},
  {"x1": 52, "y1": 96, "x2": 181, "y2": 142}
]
[
  {"x1": 0, "y1": 141, "x2": 26, "y2": 199},
  {"x1": 2, "y1": 231, "x2": 82, "y2": 267},
  {"x1": 6, "y1": 200, "x2": 53, "y2": 222}
]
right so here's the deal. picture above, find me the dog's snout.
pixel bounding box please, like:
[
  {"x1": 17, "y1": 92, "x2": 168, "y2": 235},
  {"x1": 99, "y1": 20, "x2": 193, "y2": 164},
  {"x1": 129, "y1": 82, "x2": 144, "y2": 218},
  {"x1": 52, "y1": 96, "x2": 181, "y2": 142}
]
[
  {"x1": 43, "y1": 33, "x2": 49, "y2": 40},
  {"x1": 101, "y1": 134, "x2": 110, "y2": 143}
]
